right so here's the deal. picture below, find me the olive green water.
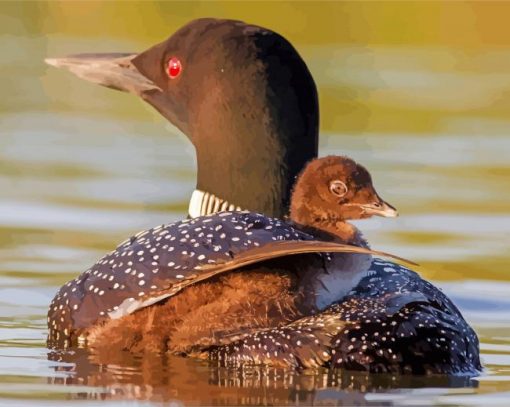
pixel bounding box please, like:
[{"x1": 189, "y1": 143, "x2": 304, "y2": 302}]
[{"x1": 1, "y1": 2, "x2": 510, "y2": 406}]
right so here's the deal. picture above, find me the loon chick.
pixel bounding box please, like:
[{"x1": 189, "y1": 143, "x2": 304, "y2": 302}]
[{"x1": 48, "y1": 155, "x2": 406, "y2": 353}]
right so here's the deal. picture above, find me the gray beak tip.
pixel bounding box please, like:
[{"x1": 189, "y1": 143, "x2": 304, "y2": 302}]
[
  {"x1": 359, "y1": 201, "x2": 399, "y2": 218},
  {"x1": 385, "y1": 209, "x2": 399, "y2": 218},
  {"x1": 379, "y1": 201, "x2": 399, "y2": 218}
]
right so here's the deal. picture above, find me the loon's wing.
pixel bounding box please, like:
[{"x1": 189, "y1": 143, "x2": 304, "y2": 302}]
[{"x1": 192, "y1": 240, "x2": 416, "y2": 275}]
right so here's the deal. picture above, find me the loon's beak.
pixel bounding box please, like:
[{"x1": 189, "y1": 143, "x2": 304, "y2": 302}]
[
  {"x1": 45, "y1": 53, "x2": 189, "y2": 134},
  {"x1": 360, "y1": 200, "x2": 399, "y2": 218},
  {"x1": 45, "y1": 53, "x2": 162, "y2": 96}
]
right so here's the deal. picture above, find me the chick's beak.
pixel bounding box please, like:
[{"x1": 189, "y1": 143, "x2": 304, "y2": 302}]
[{"x1": 360, "y1": 199, "x2": 399, "y2": 218}]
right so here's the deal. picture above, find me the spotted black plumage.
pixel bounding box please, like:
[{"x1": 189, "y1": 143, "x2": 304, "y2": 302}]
[
  {"x1": 209, "y1": 259, "x2": 481, "y2": 375},
  {"x1": 46, "y1": 212, "x2": 299, "y2": 345},
  {"x1": 47, "y1": 211, "x2": 402, "y2": 347}
]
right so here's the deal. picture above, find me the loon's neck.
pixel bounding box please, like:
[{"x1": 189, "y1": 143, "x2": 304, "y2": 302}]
[
  {"x1": 194, "y1": 138, "x2": 316, "y2": 218},
  {"x1": 313, "y1": 220, "x2": 361, "y2": 246},
  {"x1": 290, "y1": 209, "x2": 365, "y2": 247}
]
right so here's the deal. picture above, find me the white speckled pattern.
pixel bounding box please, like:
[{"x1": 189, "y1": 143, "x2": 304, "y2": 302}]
[
  {"x1": 210, "y1": 259, "x2": 481, "y2": 374},
  {"x1": 47, "y1": 211, "x2": 401, "y2": 346}
]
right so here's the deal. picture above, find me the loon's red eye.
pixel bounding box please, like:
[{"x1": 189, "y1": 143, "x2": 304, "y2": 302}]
[{"x1": 166, "y1": 57, "x2": 182, "y2": 79}]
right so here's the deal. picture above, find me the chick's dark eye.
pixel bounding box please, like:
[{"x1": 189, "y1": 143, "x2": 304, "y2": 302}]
[
  {"x1": 329, "y1": 180, "x2": 348, "y2": 198},
  {"x1": 166, "y1": 57, "x2": 182, "y2": 79}
]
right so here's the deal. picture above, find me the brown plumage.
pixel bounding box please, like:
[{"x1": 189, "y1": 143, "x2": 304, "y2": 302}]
[{"x1": 85, "y1": 267, "x2": 305, "y2": 355}]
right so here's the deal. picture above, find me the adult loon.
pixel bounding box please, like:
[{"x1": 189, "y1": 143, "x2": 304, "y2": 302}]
[{"x1": 46, "y1": 18, "x2": 481, "y2": 375}]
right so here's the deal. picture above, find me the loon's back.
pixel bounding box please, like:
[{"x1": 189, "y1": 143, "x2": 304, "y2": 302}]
[{"x1": 210, "y1": 258, "x2": 481, "y2": 375}]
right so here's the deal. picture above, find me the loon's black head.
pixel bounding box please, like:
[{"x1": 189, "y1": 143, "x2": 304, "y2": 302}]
[{"x1": 46, "y1": 18, "x2": 319, "y2": 218}]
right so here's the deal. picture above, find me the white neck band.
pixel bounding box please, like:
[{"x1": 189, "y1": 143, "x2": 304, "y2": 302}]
[{"x1": 188, "y1": 189, "x2": 243, "y2": 218}]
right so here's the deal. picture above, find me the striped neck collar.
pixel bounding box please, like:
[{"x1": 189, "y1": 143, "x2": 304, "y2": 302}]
[{"x1": 188, "y1": 189, "x2": 243, "y2": 218}]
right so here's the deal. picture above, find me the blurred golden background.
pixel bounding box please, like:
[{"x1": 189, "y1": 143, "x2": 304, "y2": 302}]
[{"x1": 3, "y1": 1, "x2": 510, "y2": 134}]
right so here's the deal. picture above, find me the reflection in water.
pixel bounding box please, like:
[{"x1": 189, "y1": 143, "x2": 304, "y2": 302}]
[{"x1": 48, "y1": 348, "x2": 477, "y2": 405}]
